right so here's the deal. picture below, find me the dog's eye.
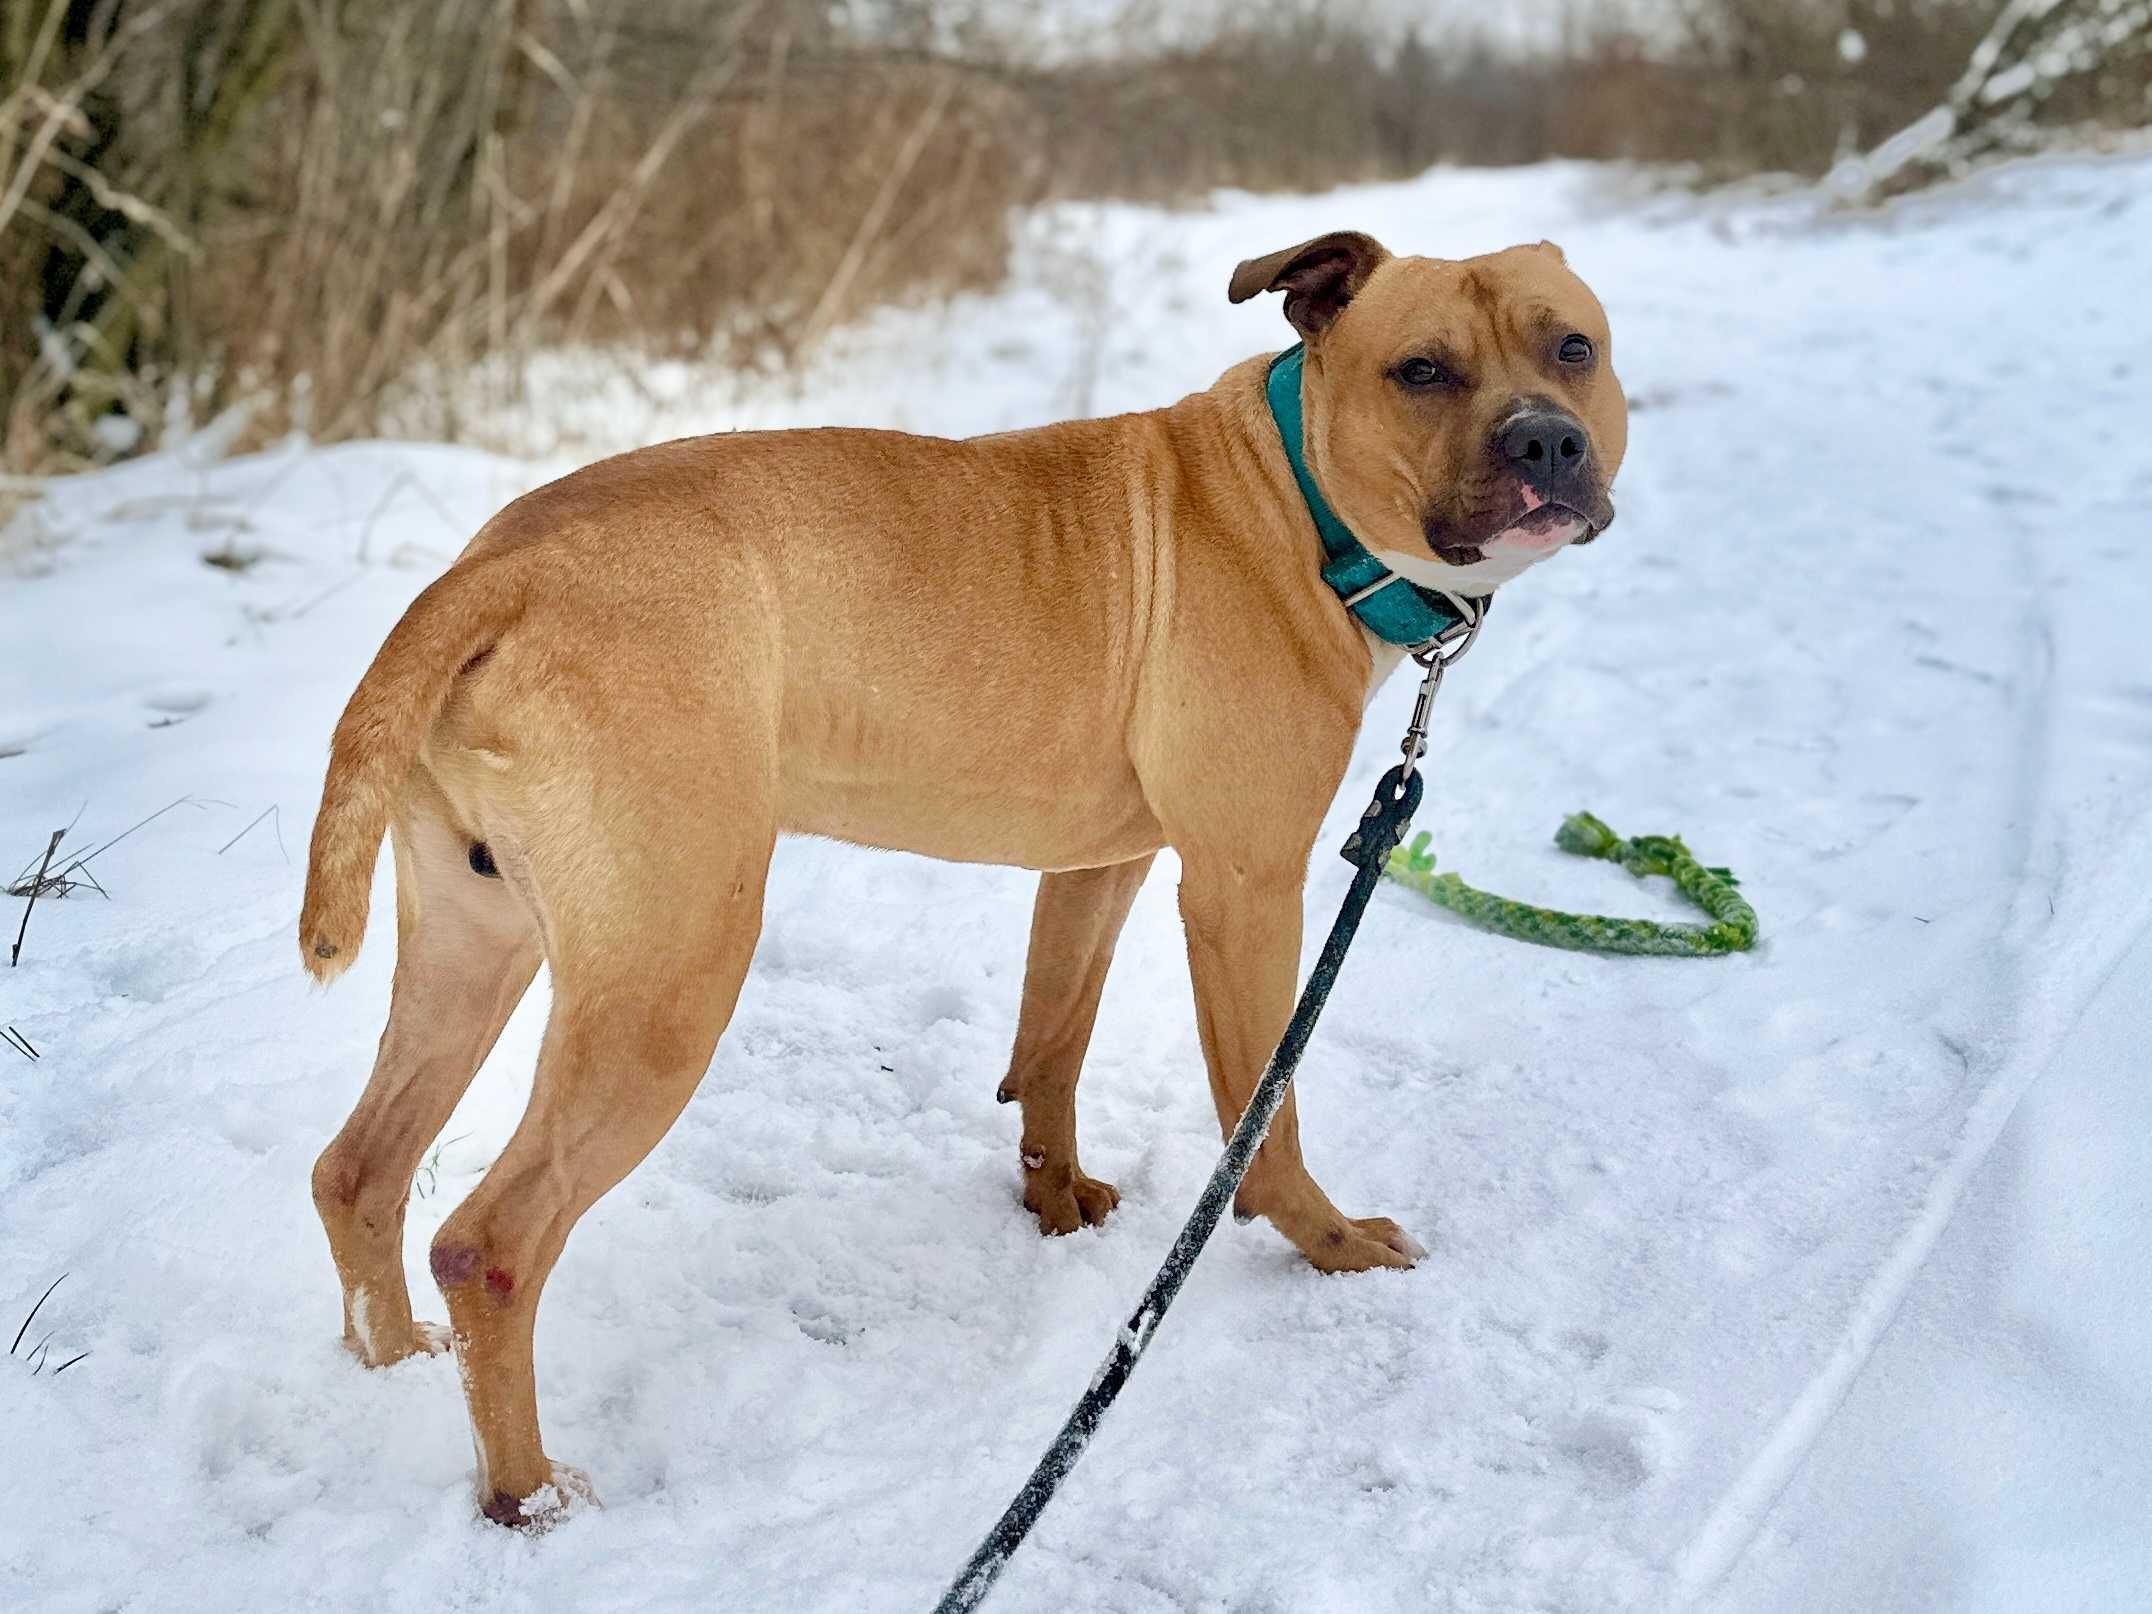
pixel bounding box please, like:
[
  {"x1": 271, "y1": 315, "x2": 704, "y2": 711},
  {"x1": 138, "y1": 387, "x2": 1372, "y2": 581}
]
[
  {"x1": 1558, "y1": 334, "x2": 1594, "y2": 365},
  {"x1": 1396, "y1": 357, "x2": 1453, "y2": 388}
]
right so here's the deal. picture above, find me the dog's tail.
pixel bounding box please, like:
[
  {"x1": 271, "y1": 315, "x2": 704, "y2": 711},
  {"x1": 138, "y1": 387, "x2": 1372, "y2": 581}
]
[{"x1": 299, "y1": 553, "x2": 529, "y2": 984}]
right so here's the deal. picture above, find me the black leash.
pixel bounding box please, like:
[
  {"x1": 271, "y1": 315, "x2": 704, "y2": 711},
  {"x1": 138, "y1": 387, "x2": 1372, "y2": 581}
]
[
  {"x1": 932, "y1": 759, "x2": 1431, "y2": 1614},
  {"x1": 931, "y1": 606, "x2": 1481, "y2": 1613}
]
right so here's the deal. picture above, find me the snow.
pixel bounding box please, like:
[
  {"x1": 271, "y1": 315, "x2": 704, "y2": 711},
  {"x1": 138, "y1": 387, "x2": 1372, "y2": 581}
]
[{"x1": 6, "y1": 152, "x2": 2152, "y2": 1613}]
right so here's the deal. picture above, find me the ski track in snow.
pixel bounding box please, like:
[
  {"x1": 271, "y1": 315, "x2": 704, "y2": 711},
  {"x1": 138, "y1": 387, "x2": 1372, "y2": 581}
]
[
  {"x1": 5, "y1": 153, "x2": 2151, "y2": 1612},
  {"x1": 1681, "y1": 487, "x2": 2152, "y2": 1602}
]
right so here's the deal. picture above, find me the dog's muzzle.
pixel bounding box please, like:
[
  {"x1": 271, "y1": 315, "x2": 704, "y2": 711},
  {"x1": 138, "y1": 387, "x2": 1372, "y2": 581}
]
[{"x1": 1498, "y1": 405, "x2": 1614, "y2": 535}]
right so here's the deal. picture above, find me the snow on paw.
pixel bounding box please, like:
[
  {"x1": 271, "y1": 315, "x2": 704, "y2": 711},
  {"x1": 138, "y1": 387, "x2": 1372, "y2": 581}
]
[
  {"x1": 481, "y1": 1463, "x2": 600, "y2": 1532},
  {"x1": 343, "y1": 1289, "x2": 454, "y2": 1368},
  {"x1": 410, "y1": 1319, "x2": 455, "y2": 1355},
  {"x1": 341, "y1": 1319, "x2": 451, "y2": 1369}
]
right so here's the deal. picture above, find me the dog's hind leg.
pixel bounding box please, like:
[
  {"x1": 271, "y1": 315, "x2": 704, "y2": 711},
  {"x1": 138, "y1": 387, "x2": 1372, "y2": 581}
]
[
  {"x1": 312, "y1": 772, "x2": 540, "y2": 1368},
  {"x1": 425, "y1": 695, "x2": 777, "y2": 1525},
  {"x1": 1000, "y1": 854, "x2": 1155, "y2": 1234}
]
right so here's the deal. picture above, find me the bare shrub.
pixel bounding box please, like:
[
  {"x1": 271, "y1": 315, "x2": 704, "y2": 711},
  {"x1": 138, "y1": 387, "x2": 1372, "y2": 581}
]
[
  {"x1": 1, "y1": 0, "x2": 200, "y2": 474},
  {"x1": 1, "y1": 0, "x2": 1042, "y2": 469},
  {"x1": 588, "y1": 38, "x2": 1040, "y2": 366},
  {"x1": 1026, "y1": 16, "x2": 1401, "y2": 200}
]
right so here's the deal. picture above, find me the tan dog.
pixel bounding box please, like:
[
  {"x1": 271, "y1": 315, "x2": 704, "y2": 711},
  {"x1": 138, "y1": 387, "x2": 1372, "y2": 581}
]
[{"x1": 301, "y1": 231, "x2": 1626, "y2": 1524}]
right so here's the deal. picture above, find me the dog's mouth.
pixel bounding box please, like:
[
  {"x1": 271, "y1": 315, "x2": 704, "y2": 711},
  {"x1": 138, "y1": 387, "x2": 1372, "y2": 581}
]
[
  {"x1": 1429, "y1": 487, "x2": 1613, "y2": 568},
  {"x1": 1499, "y1": 497, "x2": 1591, "y2": 548}
]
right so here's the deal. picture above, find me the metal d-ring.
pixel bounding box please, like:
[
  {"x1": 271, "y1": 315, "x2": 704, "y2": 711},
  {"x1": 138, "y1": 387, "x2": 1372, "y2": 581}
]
[{"x1": 1411, "y1": 588, "x2": 1484, "y2": 668}]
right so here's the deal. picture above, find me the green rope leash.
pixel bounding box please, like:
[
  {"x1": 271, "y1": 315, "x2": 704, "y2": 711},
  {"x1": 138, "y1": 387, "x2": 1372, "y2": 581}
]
[{"x1": 1382, "y1": 811, "x2": 1758, "y2": 957}]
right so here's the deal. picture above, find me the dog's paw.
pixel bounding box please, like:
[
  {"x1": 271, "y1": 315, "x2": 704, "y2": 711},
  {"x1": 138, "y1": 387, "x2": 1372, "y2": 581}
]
[
  {"x1": 481, "y1": 1462, "x2": 600, "y2": 1532},
  {"x1": 1022, "y1": 1162, "x2": 1120, "y2": 1236},
  {"x1": 342, "y1": 1316, "x2": 454, "y2": 1369},
  {"x1": 1303, "y1": 1214, "x2": 1426, "y2": 1274},
  {"x1": 409, "y1": 1319, "x2": 455, "y2": 1355}
]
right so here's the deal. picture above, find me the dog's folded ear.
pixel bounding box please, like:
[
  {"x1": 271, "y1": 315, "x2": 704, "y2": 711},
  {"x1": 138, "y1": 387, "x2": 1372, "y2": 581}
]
[{"x1": 1227, "y1": 231, "x2": 1391, "y2": 338}]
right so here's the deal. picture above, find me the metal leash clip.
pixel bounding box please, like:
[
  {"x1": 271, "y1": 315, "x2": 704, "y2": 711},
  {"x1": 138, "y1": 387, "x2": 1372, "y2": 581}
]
[
  {"x1": 1342, "y1": 590, "x2": 1487, "y2": 868},
  {"x1": 1396, "y1": 591, "x2": 1483, "y2": 787}
]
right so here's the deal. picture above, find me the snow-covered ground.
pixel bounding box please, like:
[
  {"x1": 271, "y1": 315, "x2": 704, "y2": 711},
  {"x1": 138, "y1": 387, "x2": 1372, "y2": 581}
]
[{"x1": 6, "y1": 153, "x2": 2150, "y2": 1613}]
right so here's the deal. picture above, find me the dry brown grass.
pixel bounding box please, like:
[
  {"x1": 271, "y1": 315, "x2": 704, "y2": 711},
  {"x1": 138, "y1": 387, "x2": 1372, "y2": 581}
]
[{"x1": 2, "y1": 0, "x2": 1042, "y2": 472}]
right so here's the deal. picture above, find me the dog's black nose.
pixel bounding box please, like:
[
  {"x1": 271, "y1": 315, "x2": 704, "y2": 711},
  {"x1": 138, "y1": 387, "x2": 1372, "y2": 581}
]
[{"x1": 1499, "y1": 406, "x2": 1591, "y2": 500}]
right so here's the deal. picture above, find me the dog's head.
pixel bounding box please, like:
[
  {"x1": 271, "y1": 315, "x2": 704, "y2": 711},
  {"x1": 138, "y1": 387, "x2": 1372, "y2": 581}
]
[{"x1": 1229, "y1": 232, "x2": 1627, "y2": 595}]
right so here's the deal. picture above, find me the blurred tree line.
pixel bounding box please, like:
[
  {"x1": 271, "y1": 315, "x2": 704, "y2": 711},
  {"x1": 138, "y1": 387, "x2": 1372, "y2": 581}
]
[{"x1": 1, "y1": 0, "x2": 2144, "y2": 475}]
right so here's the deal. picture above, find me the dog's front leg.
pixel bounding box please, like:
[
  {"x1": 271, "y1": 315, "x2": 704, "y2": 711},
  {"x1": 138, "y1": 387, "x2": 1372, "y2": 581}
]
[
  {"x1": 1001, "y1": 854, "x2": 1157, "y2": 1235},
  {"x1": 1178, "y1": 855, "x2": 1425, "y2": 1273}
]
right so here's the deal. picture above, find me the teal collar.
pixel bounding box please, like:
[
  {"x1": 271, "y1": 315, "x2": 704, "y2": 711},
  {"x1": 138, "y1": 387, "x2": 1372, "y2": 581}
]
[{"x1": 1265, "y1": 343, "x2": 1480, "y2": 649}]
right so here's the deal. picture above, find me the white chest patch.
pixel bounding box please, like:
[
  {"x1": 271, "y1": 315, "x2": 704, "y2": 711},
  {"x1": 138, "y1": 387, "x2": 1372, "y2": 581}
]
[
  {"x1": 1353, "y1": 516, "x2": 1583, "y2": 705},
  {"x1": 1375, "y1": 522, "x2": 1582, "y2": 597},
  {"x1": 1361, "y1": 637, "x2": 1411, "y2": 708}
]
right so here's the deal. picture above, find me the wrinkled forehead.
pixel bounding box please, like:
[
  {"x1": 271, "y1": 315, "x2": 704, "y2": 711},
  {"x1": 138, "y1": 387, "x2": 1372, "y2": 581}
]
[{"x1": 1340, "y1": 247, "x2": 1609, "y2": 356}]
